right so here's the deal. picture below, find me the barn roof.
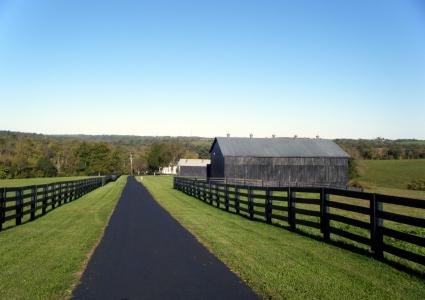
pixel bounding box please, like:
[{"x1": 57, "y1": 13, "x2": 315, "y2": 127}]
[
  {"x1": 177, "y1": 158, "x2": 211, "y2": 167},
  {"x1": 210, "y1": 137, "x2": 350, "y2": 158}
]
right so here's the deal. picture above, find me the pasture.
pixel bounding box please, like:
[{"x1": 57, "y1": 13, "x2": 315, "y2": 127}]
[
  {"x1": 0, "y1": 176, "x2": 127, "y2": 299},
  {"x1": 357, "y1": 159, "x2": 425, "y2": 199},
  {"x1": 0, "y1": 176, "x2": 94, "y2": 187},
  {"x1": 141, "y1": 176, "x2": 425, "y2": 300}
]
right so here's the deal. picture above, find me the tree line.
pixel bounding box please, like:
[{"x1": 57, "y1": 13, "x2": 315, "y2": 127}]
[
  {"x1": 335, "y1": 138, "x2": 425, "y2": 160},
  {"x1": 1, "y1": 132, "x2": 424, "y2": 179},
  {"x1": 0, "y1": 131, "x2": 211, "y2": 179}
]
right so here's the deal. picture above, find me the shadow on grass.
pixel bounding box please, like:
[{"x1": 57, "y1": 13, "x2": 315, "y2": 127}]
[
  {"x1": 182, "y1": 191, "x2": 425, "y2": 280},
  {"x1": 0, "y1": 205, "x2": 62, "y2": 233}
]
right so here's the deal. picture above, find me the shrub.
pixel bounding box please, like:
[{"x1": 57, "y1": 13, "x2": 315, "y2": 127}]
[{"x1": 407, "y1": 179, "x2": 425, "y2": 191}]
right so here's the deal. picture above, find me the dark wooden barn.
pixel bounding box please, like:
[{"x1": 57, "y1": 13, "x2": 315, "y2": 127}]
[
  {"x1": 209, "y1": 137, "x2": 350, "y2": 187},
  {"x1": 177, "y1": 159, "x2": 210, "y2": 177}
]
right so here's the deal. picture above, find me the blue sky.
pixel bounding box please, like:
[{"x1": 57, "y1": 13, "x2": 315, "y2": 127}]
[{"x1": 0, "y1": 0, "x2": 424, "y2": 139}]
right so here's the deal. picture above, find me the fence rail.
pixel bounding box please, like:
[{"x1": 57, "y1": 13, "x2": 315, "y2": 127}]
[
  {"x1": 174, "y1": 176, "x2": 425, "y2": 267},
  {"x1": 0, "y1": 174, "x2": 120, "y2": 231},
  {"x1": 206, "y1": 177, "x2": 362, "y2": 190}
]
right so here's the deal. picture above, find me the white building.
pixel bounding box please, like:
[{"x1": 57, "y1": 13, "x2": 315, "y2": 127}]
[{"x1": 159, "y1": 165, "x2": 177, "y2": 175}]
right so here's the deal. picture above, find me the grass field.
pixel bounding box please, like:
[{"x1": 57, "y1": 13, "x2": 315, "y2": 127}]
[
  {"x1": 357, "y1": 159, "x2": 425, "y2": 199},
  {"x1": 357, "y1": 159, "x2": 425, "y2": 189},
  {"x1": 140, "y1": 176, "x2": 425, "y2": 300},
  {"x1": 0, "y1": 176, "x2": 94, "y2": 188},
  {"x1": 0, "y1": 176, "x2": 127, "y2": 300}
]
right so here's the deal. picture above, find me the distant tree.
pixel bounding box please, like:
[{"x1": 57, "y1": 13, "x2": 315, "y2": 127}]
[
  {"x1": 89, "y1": 142, "x2": 112, "y2": 175},
  {"x1": 147, "y1": 143, "x2": 172, "y2": 173},
  {"x1": 75, "y1": 142, "x2": 92, "y2": 174},
  {"x1": 35, "y1": 157, "x2": 57, "y2": 177},
  {"x1": 108, "y1": 150, "x2": 123, "y2": 173}
]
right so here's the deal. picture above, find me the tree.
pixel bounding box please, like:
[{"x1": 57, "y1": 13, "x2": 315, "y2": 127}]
[
  {"x1": 147, "y1": 143, "x2": 172, "y2": 173},
  {"x1": 36, "y1": 157, "x2": 57, "y2": 177},
  {"x1": 89, "y1": 142, "x2": 112, "y2": 175}
]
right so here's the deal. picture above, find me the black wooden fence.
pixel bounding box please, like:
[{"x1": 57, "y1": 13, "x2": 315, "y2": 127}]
[
  {"x1": 0, "y1": 175, "x2": 120, "y2": 231},
  {"x1": 174, "y1": 176, "x2": 425, "y2": 267}
]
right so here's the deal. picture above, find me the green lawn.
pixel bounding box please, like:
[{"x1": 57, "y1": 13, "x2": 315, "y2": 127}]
[
  {"x1": 357, "y1": 159, "x2": 425, "y2": 198},
  {"x1": 140, "y1": 176, "x2": 425, "y2": 300},
  {"x1": 0, "y1": 176, "x2": 127, "y2": 300},
  {"x1": 0, "y1": 176, "x2": 95, "y2": 188}
]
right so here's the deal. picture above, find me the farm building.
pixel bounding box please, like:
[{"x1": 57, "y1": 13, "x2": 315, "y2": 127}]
[
  {"x1": 159, "y1": 165, "x2": 177, "y2": 175},
  {"x1": 177, "y1": 159, "x2": 210, "y2": 177},
  {"x1": 209, "y1": 137, "x2": 350, "y2": 187}
]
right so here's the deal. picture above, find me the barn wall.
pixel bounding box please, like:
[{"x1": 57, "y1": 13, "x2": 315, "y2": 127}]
[
  {"x1": 223, "y1": 156, "x2": 349, "y2": 187},
  {"x1": 178, "y1": 166, "x2": 208, "y2": 177},
  {"x1": 210, "y1": 142, "x2": 225, "y2": 178}
]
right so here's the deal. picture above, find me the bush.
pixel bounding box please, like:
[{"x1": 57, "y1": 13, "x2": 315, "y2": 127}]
[
  {"x1": 348, "y1": 158, "x2": 359, "y2": 179},
  {"x1": 348, "y1": 179, "x2": 364, "y2": 189},
  {"x1": 407, "y1": 179, "x2": 425, "y2": 191},
  {"x1": 0, "y1": 166, "x2": 9, "y2": 179}
]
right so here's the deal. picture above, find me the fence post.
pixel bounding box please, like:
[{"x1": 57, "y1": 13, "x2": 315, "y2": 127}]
[
  {"x1": 0, "y1": 188, "x2": 5, "y2": 231},
  {"x1": 30, "y1": 186, "x2": 37, "y2": 221},
  {"x1": 265, "y1": 187, "x2": 272, "y2": 224},
  {"x1": 58, "y1": 183, "x2": 63, "y2": 206},
  {"x1": 51, "y1": 184, "x2": 56, "y2": 209},
  {"x1": 248, "y1": 186, "x2": 254, "y2": 219},
  {"x1": 208, "y1": 181, "x2": 212, "y2": 205},
  {"x1": 288, "y1": 188, "x2": 295, "y2": 230},
  {"x1": 371, "y1": 194, "x2": 384, "y2": 259},
  {"x1": 67, "y1": 182, "x2": 71, "y2": 202},
  {"x1": 199, "y1": 181, "x2": 204, "y2": 201},
  {"x1": 63, "y1": 182, "x2": 67, "y2": 203},
  {"x1": 224, "y1": 184, "x2": 229, "y2": 211},
  {"x1": 235, "y1": 186, "x2": 240, "y2": 214},
  {"x1": 42, "y1": 186, "x2": 48, "y2": 215},
  {"x1": 320, "y1": 188, "x2": 330, "y2": 241},
  {"x1": 215, "y1": 184, "x2": 220, "y2": 208},
  {"x1": 16, "y1": 188, "x2": 23, "y2": 225},
  {"x1": 173, "y1": 177, "x2": 176, "y2": 189}
]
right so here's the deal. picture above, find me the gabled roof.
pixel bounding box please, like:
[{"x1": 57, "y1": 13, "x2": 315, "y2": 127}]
[
  {"x1": 177, "y1": 158, "x2": 211, "y2": 167},
  {"x1": 209, "y1": 137, "x2": 350, "y2": 158}
]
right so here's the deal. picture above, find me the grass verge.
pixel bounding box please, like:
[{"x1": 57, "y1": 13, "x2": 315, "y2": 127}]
[
  {"x1": 140, "y1": 176, "x2": 425, "y2": 300},
  {"x1": 0, "y1": 176, "x2": 127, "y2": 300}
]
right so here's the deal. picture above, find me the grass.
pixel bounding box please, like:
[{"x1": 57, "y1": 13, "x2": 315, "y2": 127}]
[
  {"x1": 357, "y1": 159, "x2": 425, "y2": 199},
  {"x1": 140, "y1": 176, "x2": 425, "y2": 300},
  {"x1": 0, "y1": 176, "x2": 95, "y2": 188},
  {"x1": 0, "y1": 176, "x2": 127, "y2": 300}
]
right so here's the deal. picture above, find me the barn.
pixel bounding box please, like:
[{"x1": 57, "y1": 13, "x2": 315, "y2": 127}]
[
  {"x1": 209, "y1": 137, "x2": 350, "y2": 187},
  {"x1": 177, "y1": 159, "x2": 210, "y2": 177}
]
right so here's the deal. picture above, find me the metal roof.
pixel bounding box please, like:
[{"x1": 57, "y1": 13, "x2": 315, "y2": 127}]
[
  {"x1": 177, "y1": 159, "x2": 211, "y2": 167},
  {"x1": 210, "y1": 137, "x2": 350, "y2": 158}
]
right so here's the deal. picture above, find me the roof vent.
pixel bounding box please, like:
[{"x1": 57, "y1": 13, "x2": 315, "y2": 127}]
[
  {"x1": 316, "y1": 135, "x2": 320, "y2": 139},
  {"x1": 249, "y1": 133, "x2": 253, "y2": 139},
  {"x1": 226, "y1": 133, "x2": 230, "y2": 138},
  {"x1": 293, "y1": 134, "x2": 298, "y2": 138},
  {"x1": 272, "y1": 134, "x2": 276, "y2": 138}
]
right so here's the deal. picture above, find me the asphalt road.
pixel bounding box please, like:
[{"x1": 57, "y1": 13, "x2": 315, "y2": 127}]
[{"x1": 72, "y1": 176, "x2": 258, "y2": 300}]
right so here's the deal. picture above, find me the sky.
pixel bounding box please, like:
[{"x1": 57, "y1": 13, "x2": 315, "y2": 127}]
[{"x1": 0, "y1": 0, "x2": 424, "y2": 139}]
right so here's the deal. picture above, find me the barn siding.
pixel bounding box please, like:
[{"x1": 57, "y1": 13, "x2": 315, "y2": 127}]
[
  {"x1": 178, "y1": 166, "x2": 208, "y2": 177},
  {"x1": 223, "y1": 156, "x2": 349, "y2": 186}
]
